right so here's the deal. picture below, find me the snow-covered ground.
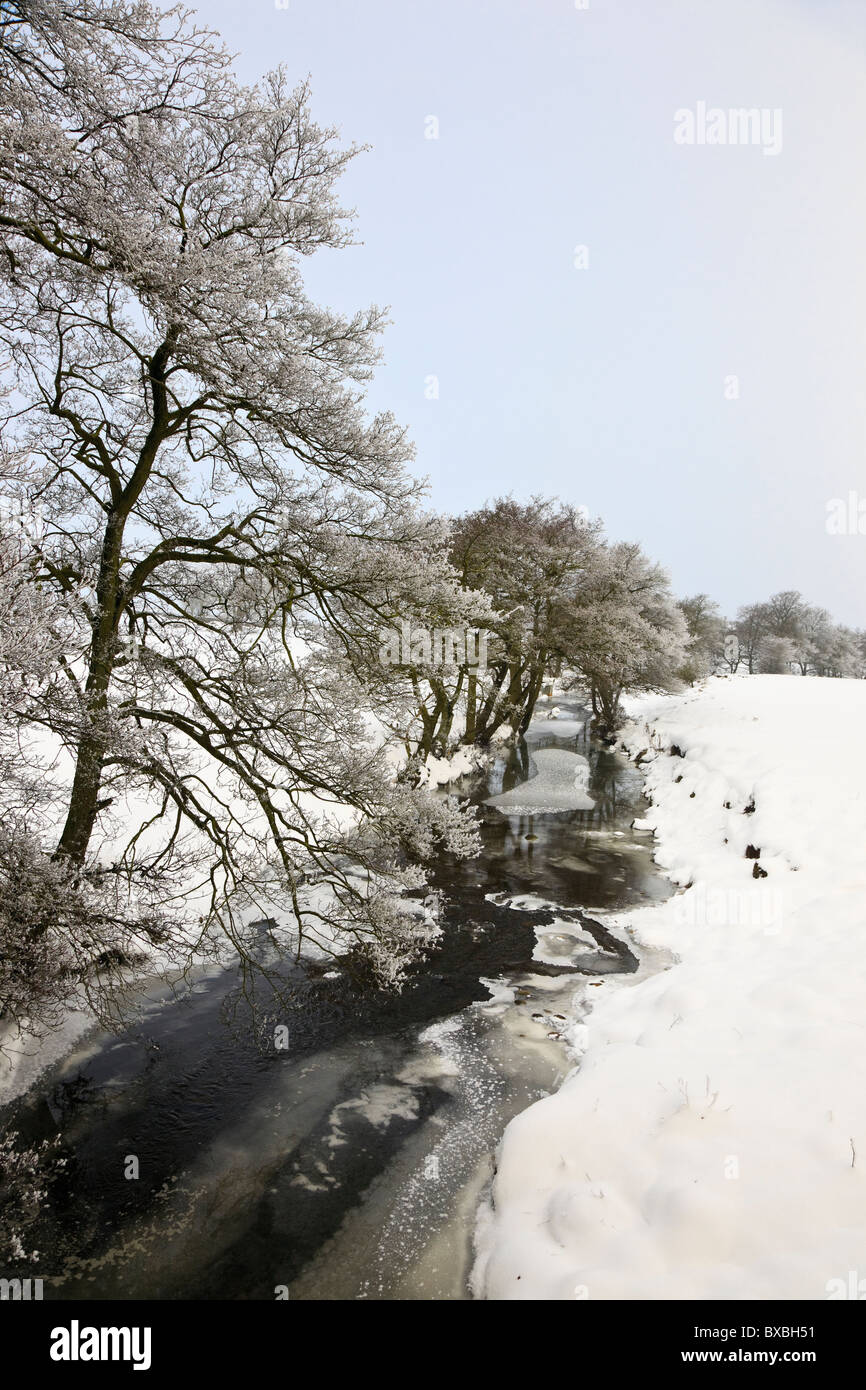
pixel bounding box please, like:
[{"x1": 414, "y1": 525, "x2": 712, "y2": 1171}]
[{"x1": 473, "y1": 675, "x2": 866, "y2": 1300}]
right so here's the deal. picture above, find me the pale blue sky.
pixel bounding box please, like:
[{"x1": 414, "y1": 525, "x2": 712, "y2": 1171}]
[{"x1": 190, "y1": 0, "x2": 866, "y2": 625}]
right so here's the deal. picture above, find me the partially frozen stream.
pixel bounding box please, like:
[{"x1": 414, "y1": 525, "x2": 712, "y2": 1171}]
[{"x1": 1, "y1": 698, "x2": 670, "y2": 1300}]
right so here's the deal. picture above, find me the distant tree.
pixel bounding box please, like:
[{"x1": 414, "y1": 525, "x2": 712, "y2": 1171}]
[
  {"x1": 720, "y1": 627, "x2": 742, "y2": 674},
  {"x1": 763, "y1": 590, "x2": 807, "y2": 640},
  {"x1": 789, "y1": 604, "x2": 831, "y2": 675},
  {"x1": 757, "y1": 635, "x2": 796, "y2": 674},
  {"x1": 677, "y1": 594, "x2": 726, "y2": 682},
  {"x1": 734, "y1": 592, "x2": 864, "y2": 680},
  {"x1": 735, "y1": 602, "x2": 771, "y2": 674},
  {"x1": 810, "y1": 623, "x2": 861, "y2": 679}
]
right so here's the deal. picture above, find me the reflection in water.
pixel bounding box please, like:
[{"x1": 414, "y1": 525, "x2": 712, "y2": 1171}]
[{"x1": 0, "y1": 699, "x2": 669, "y2": 1300}]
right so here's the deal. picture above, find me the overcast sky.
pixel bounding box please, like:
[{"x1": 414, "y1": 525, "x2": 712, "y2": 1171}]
[{"x1": 190, "y1": 0, "x2": 866, "y2": 625}]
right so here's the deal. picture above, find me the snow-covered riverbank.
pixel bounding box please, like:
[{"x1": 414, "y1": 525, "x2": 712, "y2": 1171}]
[{"x1": 474, "y1": 675, "x2": 866, "y2": 1300}]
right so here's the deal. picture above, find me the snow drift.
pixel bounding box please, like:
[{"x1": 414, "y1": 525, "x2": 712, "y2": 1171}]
[{"x1": 474, "y1": 675, "x2": 866, "y2": 1300}]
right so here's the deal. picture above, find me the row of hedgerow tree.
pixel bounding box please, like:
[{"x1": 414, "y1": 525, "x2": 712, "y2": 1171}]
[
  {"x1": 677, "y1": 591, "x2": 866, "y2": 681},
  {"x1": 0, "y1": 2, "x2": 856, "y2": 1028}
]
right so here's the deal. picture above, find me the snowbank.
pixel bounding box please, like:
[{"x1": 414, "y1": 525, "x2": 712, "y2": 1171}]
[
  {"x1": 418, "y1": 744, "x2": 483, "y2": 788},
  {"x1": 474, "y1": 675, "x2": 866, "y2": 1300}
]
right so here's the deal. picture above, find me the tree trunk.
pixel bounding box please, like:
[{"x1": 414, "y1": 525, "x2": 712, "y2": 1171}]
[
  {"x1": 517, "y1": 665, "x2": 545, "y2": 734},
  {"x1": 55, "y1": 515, "x2": 125, "y2": 864},
  {"x1": 465, "y1": 671, "x2": 477, "y2": 743},
  {"x1": 473, "y1": 661, "x2": 509, "y2": 745},
  {"x1": 54, "y1": 333, "x2": 180, "y2": 863}
]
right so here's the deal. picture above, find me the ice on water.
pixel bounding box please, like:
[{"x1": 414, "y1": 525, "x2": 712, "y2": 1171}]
[{"x1": 485, "y1": 748, "x2": 595, "y2": 813}]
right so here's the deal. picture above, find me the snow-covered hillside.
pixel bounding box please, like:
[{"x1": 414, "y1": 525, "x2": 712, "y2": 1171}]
[{"x1": 474, "y1": 675, "x2": 866, "y2": 1300}]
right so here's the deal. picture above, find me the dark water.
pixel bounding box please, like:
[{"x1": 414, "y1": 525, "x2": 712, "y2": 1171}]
[{"x1": 0, "y1": 701, "x2": 669, "y2": 1300}]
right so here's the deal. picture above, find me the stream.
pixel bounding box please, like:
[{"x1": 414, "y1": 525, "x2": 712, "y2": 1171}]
[{"x1": 0, "y1": 698, "x2": 670, "y2": 1300}]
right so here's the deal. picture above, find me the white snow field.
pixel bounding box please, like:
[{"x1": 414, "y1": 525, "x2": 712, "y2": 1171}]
[{"x1": 473, "y1": 675, "x2": 866, "y2": 1301}]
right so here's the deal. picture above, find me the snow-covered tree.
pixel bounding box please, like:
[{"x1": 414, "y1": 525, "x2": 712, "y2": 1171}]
[
  {"x1": 448, "y1": 497, "x2": 606, "y2": 744},
  {"x1": 0, "y1": 1130, "x2": 65, "y2": 1267},
  {"x1": 757, "y1": 635, "x2": 796, "y2": 674},
  {"x1": 734, "y1": 592, "x2": 861, "y2": 679},
  {"x1": 0, "y1": 0, "x2": 480, "y2": 1007},
  {"x1": 808, "y1": 622, "x2": 861, "y2": 679},
  {"x1": 734, "y1": 602, "x2": 771, "y2": 674},
  {"x1": 763, "y1": 589, "x2": 807, "y2": 640},
  {"x1": 677, "y1": 593, "x2": 726, "y2": 682},
  {"x1": 788, "y1": 604, "x2": 831, "y2": 675},
  {"x1": 441, "y1": 499, "x2": 688, "y2": 741},
  {"x1": 566, "y1": 542, "x2": 688, "y2": 730}
]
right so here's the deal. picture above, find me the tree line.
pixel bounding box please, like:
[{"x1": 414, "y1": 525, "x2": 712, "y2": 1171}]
[{"x1": 678, "y1": 590, "x2": 865, "y2": 680}]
